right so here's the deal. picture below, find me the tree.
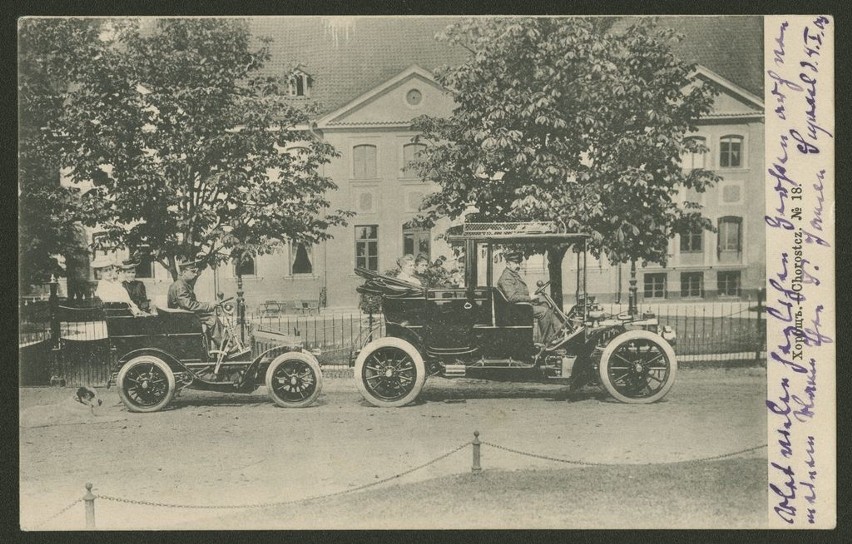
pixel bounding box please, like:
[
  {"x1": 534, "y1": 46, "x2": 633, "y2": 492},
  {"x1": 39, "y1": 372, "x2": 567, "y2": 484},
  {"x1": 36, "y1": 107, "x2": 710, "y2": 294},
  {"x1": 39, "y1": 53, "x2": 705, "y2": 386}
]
[
  {"x1": 57, "y1": 19, "x2": 351, "y2": 280},
  {"x1": 18, "y1": 18, "x2": 103, "y2": 290},
  {"x1": 411, "y1": 17, "x2": 720, "y2": 309}
]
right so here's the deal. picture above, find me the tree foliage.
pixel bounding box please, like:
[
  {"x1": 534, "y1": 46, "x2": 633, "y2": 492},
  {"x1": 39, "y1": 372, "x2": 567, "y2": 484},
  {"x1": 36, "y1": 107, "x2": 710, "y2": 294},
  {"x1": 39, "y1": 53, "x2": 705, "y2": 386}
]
[
  {"x1": 18, "y1": 18, "x2": 103, "y2": 288},
  {"x1": 411, "y1": 17, "x2": 720, "y2": 303},
  {"x1": 56, "y1": 19, "x2": 351, "y2": 279}
]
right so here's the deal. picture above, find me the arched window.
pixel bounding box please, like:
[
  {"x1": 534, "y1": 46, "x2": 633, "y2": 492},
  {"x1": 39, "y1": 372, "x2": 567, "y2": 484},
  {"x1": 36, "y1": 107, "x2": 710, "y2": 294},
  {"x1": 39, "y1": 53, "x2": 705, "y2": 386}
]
[
  {"x1": 235, "y1": 255, "x2": 256, "y2": 277},
  {"x1": 288, "y1": 71, "x2": 310, "y2": 97},
  {"x1": 402, "y1": 143, "x2": 426, "y2": 177},
  {"x1": 353, "y1": 144, "x2": 377, "y2": 179},
  {"x1": 719, "y1": 135, "x2": 744, "y2": 168}
]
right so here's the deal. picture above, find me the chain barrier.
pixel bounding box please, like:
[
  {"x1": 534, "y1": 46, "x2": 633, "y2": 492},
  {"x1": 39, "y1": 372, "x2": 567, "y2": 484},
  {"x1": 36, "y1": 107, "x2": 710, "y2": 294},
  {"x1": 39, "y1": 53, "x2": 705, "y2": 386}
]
[
  {"x1": 481, "y1": 441, "x2": 767, "y2": 467},
  {"x1": 97, "y1": 441, "x2": 470, "y2": 511},
  {"x1": 32, "y1": 498, "x2": 82, "y2": 529},
  {"x1": 35, "y1": 436, "x2": 769, "y2": 527}
]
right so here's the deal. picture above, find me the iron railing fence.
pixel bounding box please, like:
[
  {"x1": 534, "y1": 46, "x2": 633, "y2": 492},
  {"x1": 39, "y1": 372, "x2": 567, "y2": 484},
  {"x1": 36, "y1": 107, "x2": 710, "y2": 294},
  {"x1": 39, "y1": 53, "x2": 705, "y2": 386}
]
[
  {"x1": 20, "y1": 290, "x2": 765, "y2": 387},
  {"x1": 249, "y1": 311, "x2": 385, "y2": 365},
  {"x1": 247, "y1": 299, "x2": 765, "y2": 364}
]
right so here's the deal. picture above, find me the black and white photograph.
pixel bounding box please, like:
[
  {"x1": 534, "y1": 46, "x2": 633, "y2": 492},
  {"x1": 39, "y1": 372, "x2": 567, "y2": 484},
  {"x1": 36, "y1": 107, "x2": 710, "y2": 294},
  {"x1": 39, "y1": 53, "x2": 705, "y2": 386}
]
[{"x1": 17, "y1": 13, "x2": 835, "y2": 530}]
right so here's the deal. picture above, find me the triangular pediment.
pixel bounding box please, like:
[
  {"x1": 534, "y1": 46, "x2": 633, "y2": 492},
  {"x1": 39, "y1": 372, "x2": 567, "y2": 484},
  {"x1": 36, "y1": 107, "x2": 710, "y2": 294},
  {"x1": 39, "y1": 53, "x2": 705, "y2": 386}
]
[{"x1": 316, "y1": 65, "x2": 454, "y2": 128}]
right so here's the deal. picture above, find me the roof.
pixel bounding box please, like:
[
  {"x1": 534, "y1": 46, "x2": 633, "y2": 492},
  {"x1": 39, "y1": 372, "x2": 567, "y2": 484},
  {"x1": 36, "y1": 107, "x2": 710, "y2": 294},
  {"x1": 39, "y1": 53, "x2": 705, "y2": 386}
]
[
  {"x1": 251, "y1": 16, "x2": 764, "y2": 115},
  {"x1": 252, "y1": 17, "x2": 469, "y2": 116}
]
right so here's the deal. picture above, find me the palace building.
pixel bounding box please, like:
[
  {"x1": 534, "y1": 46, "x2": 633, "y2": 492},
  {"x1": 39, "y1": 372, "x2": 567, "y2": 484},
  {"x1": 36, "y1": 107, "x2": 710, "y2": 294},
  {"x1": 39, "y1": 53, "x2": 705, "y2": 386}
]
[{"x1": 89, "y1": 16, "x2": 765, "y2": 309}]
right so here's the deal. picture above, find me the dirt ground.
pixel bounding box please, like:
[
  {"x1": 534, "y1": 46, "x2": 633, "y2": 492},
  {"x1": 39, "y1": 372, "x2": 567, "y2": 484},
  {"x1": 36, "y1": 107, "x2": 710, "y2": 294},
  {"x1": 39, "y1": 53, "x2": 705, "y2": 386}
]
[{"x1": 19, "y1": 367, "x2": 767, "y2": 530}]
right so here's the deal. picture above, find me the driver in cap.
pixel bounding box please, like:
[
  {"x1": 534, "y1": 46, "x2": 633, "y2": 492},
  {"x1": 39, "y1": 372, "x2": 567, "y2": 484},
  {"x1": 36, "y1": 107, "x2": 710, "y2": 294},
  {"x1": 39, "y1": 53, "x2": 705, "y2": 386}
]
[
  {"x1": 167, "y1": 259, "x2": 223, "y2": 352},
  {"x1": 497, "y1": 251, "x2": 560, "y2": 346}
]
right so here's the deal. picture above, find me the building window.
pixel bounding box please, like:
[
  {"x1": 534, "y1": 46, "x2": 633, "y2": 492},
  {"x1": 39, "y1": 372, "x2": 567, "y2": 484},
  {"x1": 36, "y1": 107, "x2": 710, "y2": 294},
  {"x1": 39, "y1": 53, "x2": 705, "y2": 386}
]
[
  {"x1": 402, "y1": 222, "x2": 431, "y2": 259},
  {"x1": 681, "y1": 272, "x2": 704, "y2": 298},
  {"x1": 680, "y1": 226, "x2": 703, "y2": 253},
  {"x1": 717, "y1": 271, "x2": 741, "y2": 297},
  {"x1": 133, "y1": 252, "x2": 155, "y2": 279},
  {"x1": 91, "y1": 233, "x2": 112, "y2": 280},
  {"x1": 353, "y1": 144, "x2": 377, "y2": 179},
  {"x1": 682, "y1": 136, "x2": 708, "y2": 169},
  {"x1": 288, "y1": 71, "x2": 310, "y2": 97},
  {"x1": 355, "y1": 225, "x2": 379, "y2": 271},
  {"x1": 719, "y1": 135, "x2": 743, "y2": 168},
  {"x1": 291, "y1": 243, "x2": 313, "y2": 275},
  {"x1": 718, "y1": 216, "x2": 743, "y2": 253},
  {"x1": 402, "y1": 143, "x2": 426, "y2": 178},
  {"x1": 91, "y1": 233, "x2": 110, "y2": 260},
  {"x1": 644, "y1": 273, "x2": 667, "y2": 299},
  {"x1": 235, "y1": 255, "x2": 256, "y2": 277}
]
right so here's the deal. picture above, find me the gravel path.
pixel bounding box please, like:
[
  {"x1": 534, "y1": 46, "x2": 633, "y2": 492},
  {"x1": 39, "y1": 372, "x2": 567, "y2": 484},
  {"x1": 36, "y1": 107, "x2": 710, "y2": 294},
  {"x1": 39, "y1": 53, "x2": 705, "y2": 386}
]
[{"x1": 20, "y1": 367, "x2": 767, "y2": 530}]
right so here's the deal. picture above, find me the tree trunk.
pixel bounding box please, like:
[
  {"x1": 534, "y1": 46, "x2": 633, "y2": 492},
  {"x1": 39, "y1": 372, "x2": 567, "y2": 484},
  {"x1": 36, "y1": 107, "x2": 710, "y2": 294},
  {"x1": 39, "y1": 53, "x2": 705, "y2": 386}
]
[
  {"x1": 546, "y1": 245, "x2": 569, "y2": 311},
  {"x1": 168, "y1": 255, "x2": 178, "y2": 281}
]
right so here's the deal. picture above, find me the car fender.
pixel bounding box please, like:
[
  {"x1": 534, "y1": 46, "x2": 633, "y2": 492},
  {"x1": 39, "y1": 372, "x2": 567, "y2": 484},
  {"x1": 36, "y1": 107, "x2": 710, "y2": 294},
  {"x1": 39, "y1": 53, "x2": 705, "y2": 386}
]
[
  {"x1": 116, "y1": 348, "x2": 190, "y2": 374},
  {"x1": 385, "y1": 323, "x2": 424, "y2": 352}
]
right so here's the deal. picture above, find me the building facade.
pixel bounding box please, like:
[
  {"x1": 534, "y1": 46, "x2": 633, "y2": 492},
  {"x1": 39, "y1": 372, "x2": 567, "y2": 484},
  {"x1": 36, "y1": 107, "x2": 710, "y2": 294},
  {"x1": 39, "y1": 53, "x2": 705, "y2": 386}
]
[{"x1": 82, "y1": 17, "x2": 766, "y2": 310}]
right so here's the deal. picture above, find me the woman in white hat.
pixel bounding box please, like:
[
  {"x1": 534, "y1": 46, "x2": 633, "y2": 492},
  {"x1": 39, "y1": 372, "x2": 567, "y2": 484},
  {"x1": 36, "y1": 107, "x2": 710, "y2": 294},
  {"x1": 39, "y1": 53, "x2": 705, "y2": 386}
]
[{"x1": 94, "y1": 258, "x2": 145, "y2": 316}]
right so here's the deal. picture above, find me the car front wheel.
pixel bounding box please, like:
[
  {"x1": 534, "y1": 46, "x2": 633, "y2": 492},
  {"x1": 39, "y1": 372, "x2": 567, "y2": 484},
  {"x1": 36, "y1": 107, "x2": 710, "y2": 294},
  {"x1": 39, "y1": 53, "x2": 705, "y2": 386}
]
[
  {"x1": 265, "y1": 351, "x2": 323, "y2": 408},
  {"x1": 598, "y1": 330, "x2": 677, "y2": 404},
  {"x1": 354, "y1": 337, "x2": 425, "y2": 407}
]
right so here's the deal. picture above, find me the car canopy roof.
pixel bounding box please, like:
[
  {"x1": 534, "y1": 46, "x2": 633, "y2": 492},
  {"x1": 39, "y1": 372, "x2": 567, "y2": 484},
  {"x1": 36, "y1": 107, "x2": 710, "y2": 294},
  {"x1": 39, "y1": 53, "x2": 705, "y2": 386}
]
[{"x1": 444, "y1": 222, "x2": 590, "y2": 246}]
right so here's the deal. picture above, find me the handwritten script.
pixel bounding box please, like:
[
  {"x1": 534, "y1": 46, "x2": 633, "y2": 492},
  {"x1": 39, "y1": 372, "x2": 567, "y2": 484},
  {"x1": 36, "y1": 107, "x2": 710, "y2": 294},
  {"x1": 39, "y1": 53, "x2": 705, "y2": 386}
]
[{"x1": 764, "y1": 15, "x2": 834, "y2": 528}]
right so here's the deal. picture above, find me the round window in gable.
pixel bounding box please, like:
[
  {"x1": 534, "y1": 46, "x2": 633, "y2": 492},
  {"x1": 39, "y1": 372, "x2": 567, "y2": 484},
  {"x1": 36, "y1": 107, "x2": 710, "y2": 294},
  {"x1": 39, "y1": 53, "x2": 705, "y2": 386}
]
[{"x1": 406, "y1": 89, "x2": 422, "y2": 106}]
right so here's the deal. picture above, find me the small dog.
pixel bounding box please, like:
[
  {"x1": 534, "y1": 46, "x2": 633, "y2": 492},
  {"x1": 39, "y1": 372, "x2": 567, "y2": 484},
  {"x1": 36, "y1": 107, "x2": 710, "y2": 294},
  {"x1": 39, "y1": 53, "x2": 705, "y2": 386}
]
[
  {"x1": 74, "y1": 386, "x2": 103, "y2": 412},
  {"x1": 21, "y1": 386, "x2": 117, "y2": 428}
]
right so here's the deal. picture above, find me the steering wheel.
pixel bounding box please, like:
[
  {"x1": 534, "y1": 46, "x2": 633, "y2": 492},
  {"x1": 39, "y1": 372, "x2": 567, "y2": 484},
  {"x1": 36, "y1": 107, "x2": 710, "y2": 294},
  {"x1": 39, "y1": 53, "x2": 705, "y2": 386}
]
[
  {"x1": 534, "y1": 280, "x2": 551, "y2": 296},
  {"x1": 215, "y1": 296, "x2": 235, "y2": 306}
]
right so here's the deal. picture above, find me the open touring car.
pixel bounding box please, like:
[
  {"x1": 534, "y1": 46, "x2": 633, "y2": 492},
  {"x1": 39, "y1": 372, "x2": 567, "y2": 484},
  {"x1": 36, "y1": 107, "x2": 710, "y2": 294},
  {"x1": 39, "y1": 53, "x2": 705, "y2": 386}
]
[{"x1": 104, "y1": 297, "x2": 322, "y2": 412}]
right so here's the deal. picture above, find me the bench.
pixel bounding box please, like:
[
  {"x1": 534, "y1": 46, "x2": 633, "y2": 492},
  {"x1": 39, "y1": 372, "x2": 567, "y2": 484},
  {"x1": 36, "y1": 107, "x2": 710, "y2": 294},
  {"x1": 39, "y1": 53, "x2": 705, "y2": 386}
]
[
  {"x1": 292, "y1": 300, "x2": 320, "y2": 315},
  {"x1": 260, "y1": 300, "x2": 284, "y2": 316}
]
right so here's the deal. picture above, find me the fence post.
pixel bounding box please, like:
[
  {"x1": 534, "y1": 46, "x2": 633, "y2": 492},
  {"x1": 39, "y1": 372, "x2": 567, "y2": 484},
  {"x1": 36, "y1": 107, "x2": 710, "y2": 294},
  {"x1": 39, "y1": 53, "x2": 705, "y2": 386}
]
[
  {"x1": 83, "y1": 482, "x2": 96, "y2": 529},
  {"x1": 48, "y1": 276, "x2": 63, "y2": 385},
  {"x1": 627, "y1": 260, "x2": 638, "y2": 317},
  {"x1": 472, "y1": 431, "x2": 482, "y2": 474},
  {"x1": 236, "y1": 273, "x2": 245, "y2": 344},
  {"x1": 756, "y1": 287, "x2": 765, "y2": 363}
]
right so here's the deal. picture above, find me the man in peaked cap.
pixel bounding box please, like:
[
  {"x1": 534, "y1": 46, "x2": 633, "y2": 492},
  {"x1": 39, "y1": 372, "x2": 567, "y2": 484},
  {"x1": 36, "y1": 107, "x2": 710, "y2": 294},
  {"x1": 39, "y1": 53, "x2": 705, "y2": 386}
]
[
  {"x1": 497, "y1": 251, "x2": 560, "y2": 346},
  {"x1": 167, "y1": 259, "x2": 223, "y2": 351},
  {"x1": 119, "y1": 258, "x2": 151, "y2": 312}
]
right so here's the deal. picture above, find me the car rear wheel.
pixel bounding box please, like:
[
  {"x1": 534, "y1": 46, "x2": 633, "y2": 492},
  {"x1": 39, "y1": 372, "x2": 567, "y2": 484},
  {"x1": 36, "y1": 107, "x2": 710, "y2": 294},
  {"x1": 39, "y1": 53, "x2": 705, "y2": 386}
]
[
  {"x1": 265, "y1": 352, "x2": 323, "y2": 408},
  {"x1": 354, "y1": 337, "x2": 425, "y2": 407},
  {"x1": 117, "y1": 355, "x2": 176, "y2": 413},
  {"x1": 598, "y1": 330, "x2": 677, "y2": 404}
]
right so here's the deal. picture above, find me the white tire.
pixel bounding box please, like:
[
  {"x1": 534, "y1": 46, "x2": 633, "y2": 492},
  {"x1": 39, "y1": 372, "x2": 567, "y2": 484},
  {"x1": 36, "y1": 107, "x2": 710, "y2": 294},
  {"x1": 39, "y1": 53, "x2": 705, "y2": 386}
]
[
  {"x1": 265, "y1": 351, "x2": 323, "y2": 408},
  {"x1": 117, "y1": 355, "x2": 176, "y2": 413},
  {"x1": 598, "y1": 329, "x2": 677, "y2": 404},
  {"x1": 354, "y1": 337, "x2": 426, "y2": 407}
]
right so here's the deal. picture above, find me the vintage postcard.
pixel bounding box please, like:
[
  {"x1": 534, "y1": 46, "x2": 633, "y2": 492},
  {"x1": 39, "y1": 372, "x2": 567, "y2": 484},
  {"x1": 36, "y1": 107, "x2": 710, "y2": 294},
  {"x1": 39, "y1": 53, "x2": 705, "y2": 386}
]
[{"x1": 17, "y1": 14, "x2": 835, "y2": 530}]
